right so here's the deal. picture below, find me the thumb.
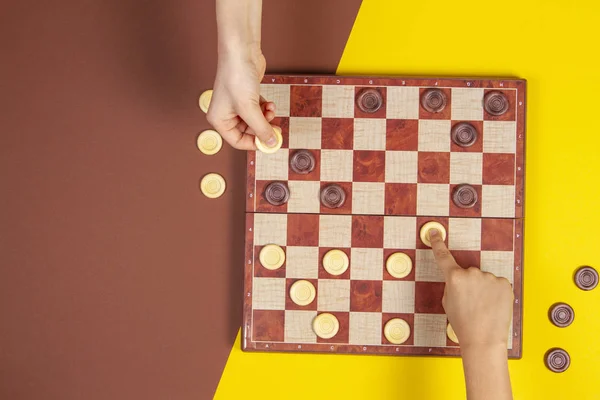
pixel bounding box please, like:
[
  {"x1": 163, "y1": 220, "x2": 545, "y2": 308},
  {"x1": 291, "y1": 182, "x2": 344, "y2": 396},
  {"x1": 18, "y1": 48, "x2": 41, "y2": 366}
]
[
  {"x1": 238, "y1": 100, "x2": 277, "y2": 147},
  {"x1": 429, "y1": 229, "x2": 460, "y2": 281}
]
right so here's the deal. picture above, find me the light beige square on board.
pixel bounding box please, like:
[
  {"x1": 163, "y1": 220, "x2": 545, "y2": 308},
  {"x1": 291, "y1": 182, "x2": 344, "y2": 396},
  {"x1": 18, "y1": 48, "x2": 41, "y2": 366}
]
[
  {"x1": 482, "y1": 185, "x2": 515, "y2": 218},
  {"x1": 481, "y1": 251, "x2": 515, "y2": 284},
  {"x1": 417, "y1": 184, "x2": 450, "y2": 216},
  {"x1": 449, "y1": 218, "x2": 482, "y2": 251},
  {"x1": 260, "y1": 84, "x2": 290, "y2": 117},
  {"x1": 483, "y1": 121, "x2": 517, "y2": 153},
  {"x1": 450, "y1": 152, "x2": 483, "y2": 184},
  {"x1": 387, "y1": 86, "x2": 420, "y2": 119},
  {"x1": 255, "y1": 149, "x2": 289, "y2": 181},
  {"x1": 385, "y1": 151, "x2": 418, "y2": 183},
  {"x1": 451, "y1": 88, "x2": 484, "y2": 121},
  {"x1": 320, "y1": 150, "x2": 354, "y2": 182},
  {"x1": 319, "y1": 214, "x2": 352, "y2": 247},
  {"x1": 415, "y1": 249, "x2": 444, "y2": 282},
  {"x1": 252, "y1": 277, "x2": 286, "y2": 310},
  {"x1": 322, "y1": 85, "x2": 355, "y2": 118},
  {"x1": 354, "y1": 119, "x2": 387, "y2": 151},
  {"x1": 317, "y1": 279, "x2": 350, "y2": 312},
  {"x1": 413, "y1": 314, "x2": 447, "y2": 347},
  {"x1": 350, "y1": 248, "x2": 384, "y2": 280},
  {"x1": 352, "y1": 182, "x2": 385, "y2": 215},
  {"x1": 287, "y1": 181, "x2": 321, "y2": 213},
  {"x1": 254, "y1": 213, "x2": 288, "y2": 245},
  {"x1": 418, "y1": 120, "x2": 451, "y2": 152},
  {"x1": 284, "y1": 310, "x2": 317, "y2": 343},
  {"x1": 349, "y1": 312, "x2": 382, "y2": 345},
  {"x1": 286, "y1": 246, "x2": 319, "y2": 279},
  {"x1": 382, "y1": 281, "x2": 415, "y2": 313},
  {"x1": 383, "y1": 216, "x2": 417, "y2": 249},
  {"x1": 289, "y1": 117, "x2": 322, "y2": 149}
]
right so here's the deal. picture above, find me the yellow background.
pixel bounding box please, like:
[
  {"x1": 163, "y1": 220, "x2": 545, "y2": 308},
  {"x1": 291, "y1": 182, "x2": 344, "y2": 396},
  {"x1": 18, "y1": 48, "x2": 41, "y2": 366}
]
[{"x1": 215, "y1": 0, "x2": 600, "y2": 398}]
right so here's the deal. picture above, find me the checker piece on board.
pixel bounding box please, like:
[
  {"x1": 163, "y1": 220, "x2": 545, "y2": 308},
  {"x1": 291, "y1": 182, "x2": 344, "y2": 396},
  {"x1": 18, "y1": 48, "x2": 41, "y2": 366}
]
[
  {"x1": 289, "y1": 280, "x2": 316, "y2": 306},
  {"x1": 452, "y1": 184, "x2": 478, "y2": 208},
  {"x1": 384, "y1": 318, "x2": 410, "y2": 345},
  {"x1": 484, "y1": 91, "x2": 509, "y2": 116},
  {"x1": 451, "y1": 122, "x2": 478, "y2": 147},
  {"x1": 255, "y1": 126, "x2": 283, "y2": 154},
  {"x1": 320, "y1": 184, "x2": 346, "y2": 209},
  {"x1": 322, "y1": 249, "x2": 349, "y2": 276},
  {"x1": 264, "y1": 182, "x2": 290, "y2": 206},
  {"x1": 356, "y1": 88, "x2": 383, "y2": 113},
  {"x1": 447, "y1": 323, "x2": 459, "y2": 344},
  {"x1": 290, "y1": 150, "x2": 316, "y2": 174},
  {"x1": 386, "y1": 252, "x2": 412, "y2": 279},
  {"x1": 313, "y1": 313, "x2": 340, "y2": 339},
  {"x1": 421, "y1": 88, "x2": 447, "y2": 113},
  {"x1": 259, "y1": 244, "x2": 285, "y2": 270},
  {"x1": 420, "y1": 221, "x2": 447, "y2": 247}
]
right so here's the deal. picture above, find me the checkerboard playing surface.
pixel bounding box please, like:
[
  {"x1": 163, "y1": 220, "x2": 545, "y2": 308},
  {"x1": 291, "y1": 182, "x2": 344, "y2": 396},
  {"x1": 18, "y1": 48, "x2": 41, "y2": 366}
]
[{"x1": 243, "y1": 75, "x2": 525, "y2": 357}]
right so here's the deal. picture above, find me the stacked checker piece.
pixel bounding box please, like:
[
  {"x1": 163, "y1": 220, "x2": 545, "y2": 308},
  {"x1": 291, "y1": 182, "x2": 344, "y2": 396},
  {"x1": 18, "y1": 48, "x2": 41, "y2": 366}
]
[{"x1": 243, "y1": 75, "x2": 526, "y2": 357}]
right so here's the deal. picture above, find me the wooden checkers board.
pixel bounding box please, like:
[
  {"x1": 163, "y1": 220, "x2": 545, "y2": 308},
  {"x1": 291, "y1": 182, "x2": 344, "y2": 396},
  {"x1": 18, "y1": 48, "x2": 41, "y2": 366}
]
[{"x1": 243, "y1": 75, "x2": 525, "y2": 357}]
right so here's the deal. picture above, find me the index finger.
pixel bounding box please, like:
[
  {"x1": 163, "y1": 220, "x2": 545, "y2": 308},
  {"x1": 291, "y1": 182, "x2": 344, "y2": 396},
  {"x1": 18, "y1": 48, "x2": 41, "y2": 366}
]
[{"x1": 429, "y1": 229, "x2": 461, "y2": 280}]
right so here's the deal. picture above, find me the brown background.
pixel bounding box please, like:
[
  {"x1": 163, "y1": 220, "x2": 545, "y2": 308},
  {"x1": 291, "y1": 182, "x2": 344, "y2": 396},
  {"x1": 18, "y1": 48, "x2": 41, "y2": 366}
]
[{"x1": 0, "y1": 0, "x2": 361, "y2": 399}]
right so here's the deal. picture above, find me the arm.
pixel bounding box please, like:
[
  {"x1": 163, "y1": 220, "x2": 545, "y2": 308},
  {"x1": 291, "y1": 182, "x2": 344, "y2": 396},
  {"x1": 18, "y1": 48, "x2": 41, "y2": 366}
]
[
  {"x1": 216, "y1": 0, "x2": 262, "y2": 54},
  {"x1": 429, "y1": 229, "x2": 513, "y2": 400},
  {"x1": 208, "y1": 0, "x2": 277, "y2": 150},
  {"x1": 461, "y1": 344, "x2": 512, "y2": 400}
]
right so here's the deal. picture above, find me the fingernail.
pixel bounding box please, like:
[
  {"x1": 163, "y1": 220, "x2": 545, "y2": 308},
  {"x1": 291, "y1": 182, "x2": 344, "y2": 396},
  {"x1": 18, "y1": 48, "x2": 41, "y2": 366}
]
[
  {"x1": 266, "y1": 137, "x2": 277, "y2": 147},
  {"x1": 429, "y1": 228, "x2": 438, "y2": 237}
]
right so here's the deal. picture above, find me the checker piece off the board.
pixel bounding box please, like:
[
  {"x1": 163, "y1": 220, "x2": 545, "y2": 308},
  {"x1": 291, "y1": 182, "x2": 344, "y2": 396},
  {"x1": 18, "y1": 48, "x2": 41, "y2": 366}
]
[{"x1": 243, "y1": 76, "x2": 525, "y2": 358}]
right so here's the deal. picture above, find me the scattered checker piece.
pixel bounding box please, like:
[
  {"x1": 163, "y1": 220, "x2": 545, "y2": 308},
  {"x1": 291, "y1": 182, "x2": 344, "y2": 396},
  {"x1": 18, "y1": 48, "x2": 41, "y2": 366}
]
[
  {"x1": 197, "y1": 90, "x2": 228, "y2": 199},
  {"x1": 541, "y1": 265, "x2": 597, "y2": 373}
]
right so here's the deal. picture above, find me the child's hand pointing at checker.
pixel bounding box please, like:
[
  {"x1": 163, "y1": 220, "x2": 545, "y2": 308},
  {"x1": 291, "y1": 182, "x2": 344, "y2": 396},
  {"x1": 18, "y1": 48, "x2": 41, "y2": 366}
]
[{"x1": 429, "y1": 228, "x2": 514, "y2": 400}]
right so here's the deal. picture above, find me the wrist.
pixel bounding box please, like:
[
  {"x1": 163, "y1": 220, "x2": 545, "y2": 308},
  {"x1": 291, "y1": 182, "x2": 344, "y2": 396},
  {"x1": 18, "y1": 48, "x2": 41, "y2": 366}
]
[
  {"x1": 216, "y1": 0, "x2": 262, "y2": 56},
  {"x1": 217, "y1": 36, "x2": 261, "y2": 58},
  {"x1": 461, "y1": 342, "x2": 512, "y2": 400},
  {"x1": 461, "y1": 342, "x2": 507, "y2": 361}
]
